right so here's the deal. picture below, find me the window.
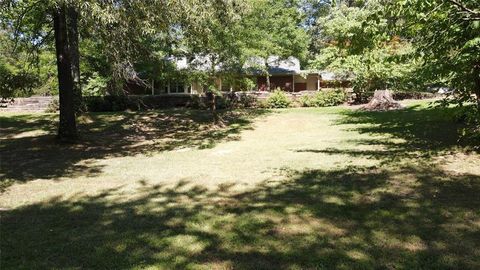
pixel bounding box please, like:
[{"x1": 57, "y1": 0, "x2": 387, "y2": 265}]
[
  {"x1": 176, "y1": 83, "x2": 184, "y2": 93},
  {"x1": 170, "y1": 83, "x2": 182, "y2": 93}
]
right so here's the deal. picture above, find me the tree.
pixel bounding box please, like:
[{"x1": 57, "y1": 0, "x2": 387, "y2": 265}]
[
  {"x1": 179, "y1": 0, "x2": 248, "y2": 122},
  {"x1": 3, "y1": 0, "x2": 243, "y2": 140},
  {"x1": 53, "y1": 2, "x2": 77, "y2": 139},
  {"x1": 0, "y1": 29, "x2": 40, "y2": 98},
  {"x1": 387, "y1": 0, "x2": 480, "y2": 143},
  {"x1": 309, "y1": 1, "x2": 418, "y2": 102},
  {"x1": 241, "y1": 0, "x2": 309, "y2": 90},
  {"x1": 388, "y1": 0, "x2": 480, "y2": 107}
]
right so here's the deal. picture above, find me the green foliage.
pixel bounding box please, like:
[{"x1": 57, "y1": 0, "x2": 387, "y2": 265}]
[
  {"x1": 241, "y1": 0, "x2": 309, "y2": 74},
  {"x1": 0, "y1": 63, "x2": 39, "y2": 98},
  {"x1": 309, "y1": 1, "x2": 418, "y2": 101},
  {"x1": 455, "y1": 105, "x2": 480, "y2": 149},
  {"x1": 299, "y1": 89, "x2": 347, "y2": 107},
  {"x1": 265, "y1": 89, "x2": 291, "y2": 108},
  {"x1": 235, "y1": 77, "x2": 257, "y2": 92},
  {"x1": 387, "y1": 0, "x2": 480, "y2": 141},
  {"x1": 388, "y1": 0, "x2": 480, "y2": 97},
  {"x1": 83, "y1": 95, "x2": 130, "y2": 112},
  {"x1": 0, "y1": 30, "x2": 40, "y2": 98},
  {"x1": 83, "y1": 73, "x2": 109, "y2": 96}
]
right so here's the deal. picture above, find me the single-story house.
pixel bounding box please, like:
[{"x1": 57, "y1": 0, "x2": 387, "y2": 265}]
[{"x1": 125, "y1": 56, "x2": 350, "y2": 95}]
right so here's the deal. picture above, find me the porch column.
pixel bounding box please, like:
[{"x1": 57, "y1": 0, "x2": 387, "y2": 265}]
[{"x1": 317, "y1": 74, "x2": 320, "y2": 91}]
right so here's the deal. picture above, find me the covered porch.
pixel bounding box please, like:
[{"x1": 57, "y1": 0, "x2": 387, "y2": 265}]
[{"x1": 256, "y1": 72, "x2": 321, "y2": 92}]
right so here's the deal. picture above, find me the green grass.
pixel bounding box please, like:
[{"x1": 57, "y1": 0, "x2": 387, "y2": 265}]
[{"x1": 1, "y1": 100, "x2": 479, "y2": 269}]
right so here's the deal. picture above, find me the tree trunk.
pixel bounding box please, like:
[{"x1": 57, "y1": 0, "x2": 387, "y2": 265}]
[
  {"x1": 211, "y1": 93, "x2": 220, "y2": 123},
  {"x1": 54, "y1": 4, "x2": 77, "y2": 141},
  {"x1": 362, "y1": 90, "x2": 403, "y2": 111},
  {"x1": 67, "y1": 5, "x2": 83, "y2": 114},
  {"x1": 208, "y1": 57, "x2": 222, "y2": 124}
]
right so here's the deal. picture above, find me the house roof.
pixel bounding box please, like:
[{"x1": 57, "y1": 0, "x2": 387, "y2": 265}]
[
  {"x1": 243, "y1": 56, "x2": 302, "y2": 75},
  {"x1": 168, "y1": 55, "x2": 306, "y2": 74},
  {"x1": 166, "y1": 55, "x2": 348, "y2": 79}
]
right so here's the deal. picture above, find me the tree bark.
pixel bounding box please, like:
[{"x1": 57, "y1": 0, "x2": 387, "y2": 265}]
[
  {"x1": 362, "y1": 90, "x2": 403, "y2": 111},
  {"x1": 54, "y1": 4, "x2": 77, "y2": 141},
  {"x1": 67, "y1": 5, "x2": 83, "y2": 114}
]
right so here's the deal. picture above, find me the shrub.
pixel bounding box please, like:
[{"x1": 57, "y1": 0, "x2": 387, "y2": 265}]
[
  {"x1": 83, "y1": 73, "x2": 109, "y2": 96},
  {"x1": 298, "y1": 95, "x2": 313, "y2": 107},
  {"x1": 236, "y1": 93, "x2": 258, "y2": 108},
  {"x1": 392, "y1": 91, "x2": 436, "y2": 100},
  {"x1": 299, "y1": 89, "x2": 346, "y2": 107},
  {"x1": 84, "y1": 95, "x2": 198, "y2": 112},
  {"x1": 186, "y1": 95, "x2": 207, "y2": 109},
  {"x1": 353, "y1": 90, "x2": 438, "y2": 104},
  {"x1": 454, "y1": 105, "x2": 480, "y2": 149},
  {"x1": 84, "y1": 95, "x2": 130, "y2": 112},
  {"x1": 265, "y1": 89, "x2": 291, "y2": 108},
  {"x1": 237, "y1": 78, "x2": 256, "y2": 92}
]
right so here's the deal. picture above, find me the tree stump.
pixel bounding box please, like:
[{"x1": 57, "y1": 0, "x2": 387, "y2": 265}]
[{"x1": 362, "y1": 90, "x2": 404, "y2": 111}]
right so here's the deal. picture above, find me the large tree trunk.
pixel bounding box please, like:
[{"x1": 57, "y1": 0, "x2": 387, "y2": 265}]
[
  {"x1": 362, "y1": 90, "x2": 403, "y2": 111},
  {"x1": 54, "y1": 4, "x2": 77, "y2": 141},
  {"x1": 67, "y1": 5, "x2": 83, "y2": 114}
]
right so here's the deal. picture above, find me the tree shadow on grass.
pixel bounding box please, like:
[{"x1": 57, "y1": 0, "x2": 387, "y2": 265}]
[
  {"x1": 0, "y1": 109, "x2": 270, "y2": 187},
  {"x1": 296, "y1": 104, "x2": 477, "y2": 166},
  {"x1": 337, "y1": 104, "x2": 468, "y2": 151},
  {"x1": 2, "y1": 164, "x2": 479, "y2": 269}
]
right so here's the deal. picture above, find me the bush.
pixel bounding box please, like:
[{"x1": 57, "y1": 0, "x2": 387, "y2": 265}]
[
  {"x1": 352, "y1": 90, "x2": 438, "y2": 104},
  {"x1": 83, "y1": 73, "x2": 109, "y2": 96},
  {"x1": 84, "y1": 95, "x2": 198, "y2": 112},
  {"x1": 392, "y1": 91, "x2": 436, "y2": 100},
  {"x1": 299, "y1": 89, "x2": 346, "y2": 107},
  {"x1": 454, "y1": 105, "x2": 480, "y2": 149},
  {"x1": 265, "y1": 89, "x2": 291, "y2": 108},
  {"x1": 186, "y1": 95, "x2": 208, "y2": 109},
  {"x1": 84, "y1": 95, "x2": 130, "y2": 112},
  {"x1": 237, "y1": 78, "x2": 256, "y2": 92},
  {"x1": 236, "y1": 92, "x2": 258, "y2": 108}
]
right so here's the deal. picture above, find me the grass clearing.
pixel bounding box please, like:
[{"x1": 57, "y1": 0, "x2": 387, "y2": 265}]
[{"x1": 1, "y1": 99, "x2": 479, "y2": 269}]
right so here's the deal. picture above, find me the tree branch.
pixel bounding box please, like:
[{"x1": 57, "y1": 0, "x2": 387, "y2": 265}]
[{"x1": 445, "y1": 0, "x2": 480, "y2": 17}]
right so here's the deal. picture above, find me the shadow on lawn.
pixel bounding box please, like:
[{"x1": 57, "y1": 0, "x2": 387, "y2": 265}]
[
  {"x1": 2, "y1": 164, "x2": 479, "y2": 269},
  {"x1": 296, "y1": 104, "x2": 477, "y2": 165},
  {"x1": 2, "y1": 104, "x2": 479, "y2": 269},
  {"x1": 0, "y1": 109, "x2": 269, "y2": 186}
]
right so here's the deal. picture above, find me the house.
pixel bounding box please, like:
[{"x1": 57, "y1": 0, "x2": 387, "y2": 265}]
[
  {"x1": 248, "y1": 56, "x2": 321, "y2": 92},
  {"x1": 125, "y1": 56, "x2": 350, "y2": 95}
]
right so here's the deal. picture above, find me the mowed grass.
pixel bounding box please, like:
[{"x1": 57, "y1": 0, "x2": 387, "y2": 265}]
[{"x1": 1, "y1": 99, "x2": 479, "y2": 269}]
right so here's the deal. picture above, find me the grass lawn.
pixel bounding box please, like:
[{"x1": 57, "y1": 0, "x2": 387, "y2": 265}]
[{"x1": 1, "y1": 99, "x2": 479, "y2": 269}]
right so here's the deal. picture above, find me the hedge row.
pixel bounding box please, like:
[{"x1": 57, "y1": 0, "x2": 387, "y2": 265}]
[{"x1": 46, "y1": 90, "x2": 438, "y2": 112}]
